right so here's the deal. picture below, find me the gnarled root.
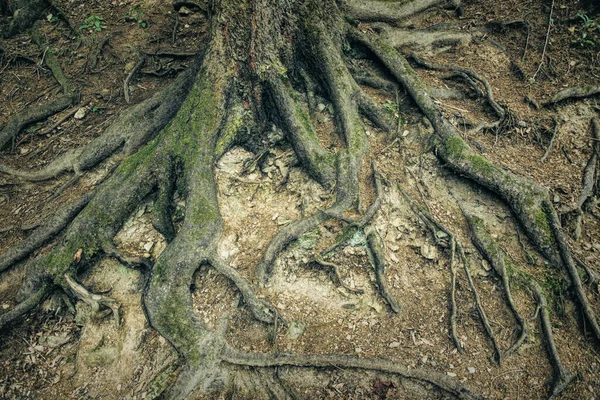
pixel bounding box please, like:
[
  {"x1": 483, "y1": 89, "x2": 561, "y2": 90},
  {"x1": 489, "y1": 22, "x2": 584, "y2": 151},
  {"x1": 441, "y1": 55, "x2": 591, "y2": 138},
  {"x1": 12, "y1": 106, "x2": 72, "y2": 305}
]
[
  {"x1": 542, "y1": 85, "x2": 600, "y2": 107},
  {"x1": 64, "y1": 273, "x2": 120, "y2": 326}
]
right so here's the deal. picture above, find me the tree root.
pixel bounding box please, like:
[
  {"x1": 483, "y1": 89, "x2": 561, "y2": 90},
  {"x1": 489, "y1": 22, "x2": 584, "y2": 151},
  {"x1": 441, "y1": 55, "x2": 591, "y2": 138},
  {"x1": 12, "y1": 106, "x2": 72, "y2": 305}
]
[
  {"x1": 464, "y1": 211, "x2": 528, "y2": 361},
  {"x1": 563, "y1": 117, "x2": 599, "y2": 240},
  {"x1": 398, "y1": 186, "x2": 463, "y2": 352},
  {"x1": 343, "y1": 0, "x2": 461, "y2": 24},
  {"x1": 210, "y1": 256, "x2": 277, "y2": 324},
  {"x1": 542, "y1": 85, "x2": 600, "y2": 107},
  {"x1": 257, "y1": 21, "x2": 367, "y2": 284},
  {"x1": 365, "y1": 226, "x2": 401, "y2": 312},
  {"x1": 64, "y1": 272, "x2": 120, "y2": 326},
  {"x1": 313, "y1": 255, "x2": 364, "y2": 294},
  {"x1": 0, "y1": 192, "x2": 94, "y2": 273},
  {"x1": 0, "y1": 283, "x2": 53, "y2": 332},
  {"x1": 222, "y1": 346, "x2": 483, "y2": 400},
  {"x1": 457, "y1": 244, "x2": 502, "y2": 364},
  {"x1": 530, "y1": 282, "x2": 575, "y2": 399},
  {"x1": 408, "y1": 55, "x2": 505, "y2": 120},
  {"x1": 540, "y1": 118, "x2": 560, "y2": 163},
  {"x1": 353, "y1": 29, "x2": 600, "y2": 341},
  {"x1": 0, "y1": 61, "x2": 200, "y2": 181},
  {"x1": 0, "y1": 95, "x2": 74, "y2": 151}
]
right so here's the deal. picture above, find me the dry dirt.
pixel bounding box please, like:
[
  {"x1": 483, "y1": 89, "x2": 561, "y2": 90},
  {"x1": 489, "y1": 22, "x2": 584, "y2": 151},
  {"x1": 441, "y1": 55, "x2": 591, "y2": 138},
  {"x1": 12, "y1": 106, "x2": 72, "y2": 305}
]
[{"x1": 1, "y1": 0, "x2": 600, "y2": 399}]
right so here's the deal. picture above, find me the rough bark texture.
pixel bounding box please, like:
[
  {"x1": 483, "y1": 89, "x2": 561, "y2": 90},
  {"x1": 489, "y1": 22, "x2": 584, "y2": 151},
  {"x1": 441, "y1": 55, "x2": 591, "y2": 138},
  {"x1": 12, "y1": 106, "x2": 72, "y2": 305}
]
[{"x1": 1, "y1": 0, "x2": 598, "y2": 398}]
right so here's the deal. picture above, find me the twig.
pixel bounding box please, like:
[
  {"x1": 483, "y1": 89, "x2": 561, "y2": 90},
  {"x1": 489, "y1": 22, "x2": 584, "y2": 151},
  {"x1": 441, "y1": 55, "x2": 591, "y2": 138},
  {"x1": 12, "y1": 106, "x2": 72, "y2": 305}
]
[
  {"x1": 532, "y1": 0, "x2": 554, "y2": 82},
  {"x1": 124, "y1": 57, "x2": 145, "y2": 104},
  {"x1": 541, "y1": 118, "x2": 559, "y2": 162}
]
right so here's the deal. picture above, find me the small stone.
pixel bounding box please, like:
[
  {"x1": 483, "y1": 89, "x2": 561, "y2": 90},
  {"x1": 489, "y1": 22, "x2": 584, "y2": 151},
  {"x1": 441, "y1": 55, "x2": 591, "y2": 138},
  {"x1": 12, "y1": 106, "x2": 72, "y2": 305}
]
[
  {"x1": 317, "y1": 103, "x2": 326, "y2": 112},
  {"x1": 286, "y1": 321, "x2": 306, "y2": 340},
  {"x1": 553, "y1": 194, "x2": 560, "y2": 203},
  {"x1": 74, "y1": 108, "x2": 86, "y2": 120},
  {"x1": 468, "y1": 367, "x2": 476, "y2": 374},
  {"x1": 420, "y1": 243, "x2": 437, "y2": 260},
  {"x1": 447, "y1": 372, "x2": 457, "y2": 377},
  {"x1": 1, "y1": 304, "x2": 9, "y2": 310},
  {"x1": 143, "y1": 242, "x2": 154, "y2": 252},
  {"x1": 178, "y1": 6, "x2": 191, "y2": 15}
]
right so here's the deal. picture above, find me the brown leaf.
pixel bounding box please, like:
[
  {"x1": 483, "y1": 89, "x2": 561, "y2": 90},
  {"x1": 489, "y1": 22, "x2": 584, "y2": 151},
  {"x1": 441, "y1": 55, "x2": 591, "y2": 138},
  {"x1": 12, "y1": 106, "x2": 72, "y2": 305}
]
[{"x1": 73, "y1": 248, "x2": 83, "y2": 263}]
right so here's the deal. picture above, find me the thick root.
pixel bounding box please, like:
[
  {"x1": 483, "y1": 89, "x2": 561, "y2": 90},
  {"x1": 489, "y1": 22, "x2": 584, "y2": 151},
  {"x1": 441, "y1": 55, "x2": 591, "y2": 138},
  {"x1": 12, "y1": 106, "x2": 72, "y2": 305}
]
[
  {"x1": 542, "y1": 85, "x2": 600, "y2": 107},
  {"x1": 0, "y1": 192, "x2": 93, "y2": 272},
  {"x1": 223, "y1": 346, "x2": 483, "y2": 400},
  {"x1": 0, "y1": 283, "x2": 52, "y2": 332},
  {"x1": 0, "y1": 62, "x2": 200, "y2": 181},
  {"x1": 343, "y1": 0, "x2": 461, "y2": 24}
]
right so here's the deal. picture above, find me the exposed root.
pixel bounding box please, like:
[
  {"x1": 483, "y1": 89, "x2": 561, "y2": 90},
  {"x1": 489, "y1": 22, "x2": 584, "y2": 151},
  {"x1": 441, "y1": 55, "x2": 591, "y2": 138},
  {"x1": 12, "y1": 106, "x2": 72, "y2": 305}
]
[
  {"x1": 64, "y1": 273, "x2": 120, "y2": 326},
  {"x1": 563, "y1": 117, "x2": 599, "y2": 240},
  {"x1": 464, "y1": 212, "x2": 528, "y2": 361},
  {"x1": 124, "y1": 56, "x2": 146, "y2": 104},
  {"x1": 0, "y1": 283, "x2": 53, "y2": 332},
  {"x1": 0, "y1": 20, "x2": 79, "y2": 150},
  {"x1": 398, "y1": 186, "x2": 463, "y2": 352},
  {"x1": 257, "y1": 21, "x2": 367, "y2": 284},
  {"x1": 0, "y1": 95, "x2": 74, "y2": 151},
  {"x1": 0, "y1": 192, "x2": 94, "y2": 273},
  {"x1": 266, "y1": 77, "x2": 336, "y2": 187},
  {"x1": 210, "y1": 256, "x2": 277, "y2": 324},
  {"x1": 3, "y1": 0, "x2": 47, "y2": 37},
  {"x1": 343, "y1": 0, "x2": 461, "y2": 24},
  {"x1": 222, "y1": 346, "x2": 483, "y2": 400},
  {"x1": 0, "y1": 62, "x2": 199, "y2": 181},
  {"x1": 354, "y1": 29, "x2": 600, "y2": 341},
  {"x1": 457, "y1": 244, "x2": 502, "y2": 364},
  {"x1": 530, "y1": 282, "x2": 575, "y2": 399},
  {"x1": 380, "y1": 26, "x2": 472, "y2": 55},
  {"x1": 540, "y1": 118, "x2": 560, "y2": 163},
  {"x1": 542, "y1": 85, "x2": 600, "y2": 107},
  {"x1": 356, "y1": 89, "x2": 396, "y2": 134},
  {"x1": 102, "y1": 241, "x2": 151, "y2": 270},
  {"x1": 544, "y1": 201, "x2": 600, "y2": 339},
  {"x1": 365, "y1": 226, "x2": 401, "y2": 312},
  {"x1": 313, "y1": 255, "x2": 364, "y2": 294},
  {"x1": 408, "y1": 54, "x2": 506, "y2": 120}
]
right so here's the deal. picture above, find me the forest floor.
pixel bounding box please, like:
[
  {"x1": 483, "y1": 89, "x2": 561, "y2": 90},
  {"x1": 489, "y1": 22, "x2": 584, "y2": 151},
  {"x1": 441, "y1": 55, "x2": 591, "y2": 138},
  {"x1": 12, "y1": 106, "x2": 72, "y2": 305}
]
[{"x1": 1, "y1": 0, "x2": 600, "y2": 399}]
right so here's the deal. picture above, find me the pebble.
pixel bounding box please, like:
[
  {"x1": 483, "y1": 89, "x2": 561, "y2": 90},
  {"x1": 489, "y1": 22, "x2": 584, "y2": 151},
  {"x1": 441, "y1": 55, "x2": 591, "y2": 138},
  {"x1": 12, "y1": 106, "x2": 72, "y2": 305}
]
[
  {"x1": 468, "y1": 367, "x2": 476, "y2": 374},
  {"x1": 389, "y1": 341, "x2": 400, "y2": 348},
  {"x1": 74, "y1": 108, "x2": 86, "y2": 119}
]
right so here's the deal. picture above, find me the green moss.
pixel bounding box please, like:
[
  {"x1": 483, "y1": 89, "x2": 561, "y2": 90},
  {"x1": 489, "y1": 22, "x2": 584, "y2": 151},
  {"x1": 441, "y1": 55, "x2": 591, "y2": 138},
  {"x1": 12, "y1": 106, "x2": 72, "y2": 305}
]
[
  {"x1": 444, "y1": 135, "x2": 468, "y2": 158},
  {"x1": 534, "y1": 208, "x2": 554, "y2": 248},
  {"x1": 215, "y1": 105, "x2": 245, "y2": 157},
  {"x1": 467, "y1": 154, "x2": 495, "y2": 177}
]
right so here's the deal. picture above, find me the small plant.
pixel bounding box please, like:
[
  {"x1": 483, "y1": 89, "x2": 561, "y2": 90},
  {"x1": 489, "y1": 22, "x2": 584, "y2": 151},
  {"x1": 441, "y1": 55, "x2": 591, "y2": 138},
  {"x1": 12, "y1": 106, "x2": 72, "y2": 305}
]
[
  {"x1": 80, "y1": 15, "x2": 105, "y2": 32},
  {"x1": 123, "y1": 6, "x2": 148, "y2": 29},
  {"x1": 382, "y1": 100, "x2": 400, "y2": 119},
  {"x1": 571, "y1": 13, "x2": 598, "y2": 47},
  {"x1": 91, "y1": 106, "x2": 105, "y2": 115}
]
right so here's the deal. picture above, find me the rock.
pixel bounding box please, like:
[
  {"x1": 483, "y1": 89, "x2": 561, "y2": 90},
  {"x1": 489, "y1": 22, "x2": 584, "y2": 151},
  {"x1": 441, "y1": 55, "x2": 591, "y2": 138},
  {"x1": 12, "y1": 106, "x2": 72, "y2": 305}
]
[
  {"x1": 317, "y1": 103, "x2": 326, "y2": 112},
  {"x1": 178, "y1": 6, "x2": 191, "y2": 15},
  {"x1": 143, "y1": 241, "x2": 154, "y2": 252},
  {"x1": 286, "y1": 321, "x2": 306, "y2": 340},
  {"x1": 74, "y1": 108, "x2": 86, "y2": 120},
  {"x1": 389, "y1": 341, "x2": 400, "y2": 348},
  {"x1": 41, "y1": 335, "x2": 71, "y2": 348},
  {"x1": 420, "y1": 244, "x2": 437, "y2": 260},
  {"x1": 468, "y1": 367, "x2": 476, "y2": 374},
  {"x1": 447, "y1": 372, "x2": 457, "y2": 377},
  {"x1": 85, "y1": 346, "x2": 118, "y2": 367}
]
